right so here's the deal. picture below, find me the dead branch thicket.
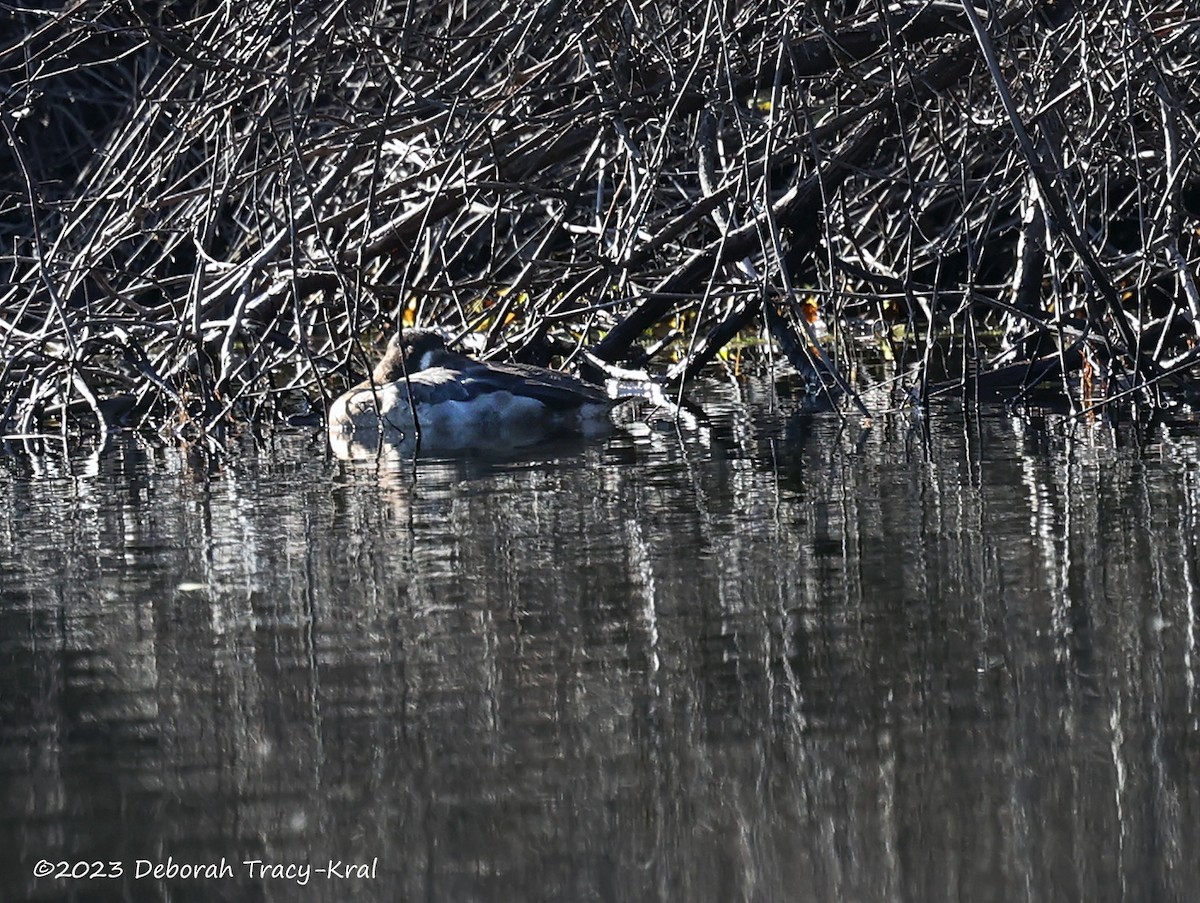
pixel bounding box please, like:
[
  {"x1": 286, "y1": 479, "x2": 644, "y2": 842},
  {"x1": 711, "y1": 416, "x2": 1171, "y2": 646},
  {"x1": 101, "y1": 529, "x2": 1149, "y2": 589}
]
[{"x1": 1, "y1": 0, "x2": 1198, "y2": 440}]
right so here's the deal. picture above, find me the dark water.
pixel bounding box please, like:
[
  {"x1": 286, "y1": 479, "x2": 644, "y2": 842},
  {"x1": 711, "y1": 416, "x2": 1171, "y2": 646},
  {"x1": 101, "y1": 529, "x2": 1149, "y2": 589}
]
[{"x1": 2, "y1": 382, "x2": 1199, "y2": 902}]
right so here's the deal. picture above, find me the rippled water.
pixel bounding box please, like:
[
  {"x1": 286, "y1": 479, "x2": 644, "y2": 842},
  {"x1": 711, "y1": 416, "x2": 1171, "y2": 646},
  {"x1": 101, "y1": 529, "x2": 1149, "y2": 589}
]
[{"x1": 2, "y1": 382, "x2": 1199, "y2": 902}]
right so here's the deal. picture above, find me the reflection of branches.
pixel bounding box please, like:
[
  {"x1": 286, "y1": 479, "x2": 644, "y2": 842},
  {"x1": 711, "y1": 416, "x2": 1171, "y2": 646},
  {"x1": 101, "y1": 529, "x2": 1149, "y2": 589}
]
[{"x1": 1, "y1": 0, "x2": 1198, "y2": 439}]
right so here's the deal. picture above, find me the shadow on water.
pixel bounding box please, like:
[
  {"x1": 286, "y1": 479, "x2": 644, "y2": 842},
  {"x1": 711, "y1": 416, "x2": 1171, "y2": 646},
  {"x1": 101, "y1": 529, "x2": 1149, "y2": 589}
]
[{"x1": 1, "y1": 380, "x2": 1199, "y2": 902}]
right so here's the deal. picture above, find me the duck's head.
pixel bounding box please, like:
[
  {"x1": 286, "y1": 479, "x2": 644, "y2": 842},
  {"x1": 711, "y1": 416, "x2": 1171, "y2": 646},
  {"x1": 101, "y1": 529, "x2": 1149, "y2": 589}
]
[{"x1": 372, "y1": 328, "x2": 449, "y2": 383}]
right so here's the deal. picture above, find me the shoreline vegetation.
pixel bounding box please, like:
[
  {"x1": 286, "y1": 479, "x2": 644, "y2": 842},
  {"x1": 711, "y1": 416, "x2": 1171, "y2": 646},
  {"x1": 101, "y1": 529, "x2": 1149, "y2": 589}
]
[{"x1": 2, "y1": 0, "x2": 1198, "y2": 444}]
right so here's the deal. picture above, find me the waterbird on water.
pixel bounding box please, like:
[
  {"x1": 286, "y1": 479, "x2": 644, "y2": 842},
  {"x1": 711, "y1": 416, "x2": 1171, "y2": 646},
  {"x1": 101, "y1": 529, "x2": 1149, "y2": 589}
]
[{"x1": 328, "y1": 328, "x2": 629, "y2": 457}]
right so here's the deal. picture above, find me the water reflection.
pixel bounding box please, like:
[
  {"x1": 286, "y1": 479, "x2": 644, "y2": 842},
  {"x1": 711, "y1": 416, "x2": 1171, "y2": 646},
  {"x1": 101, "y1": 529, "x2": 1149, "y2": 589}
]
[{"x1": 2, "y1": 384, "x2": 1199, "y2": 902}]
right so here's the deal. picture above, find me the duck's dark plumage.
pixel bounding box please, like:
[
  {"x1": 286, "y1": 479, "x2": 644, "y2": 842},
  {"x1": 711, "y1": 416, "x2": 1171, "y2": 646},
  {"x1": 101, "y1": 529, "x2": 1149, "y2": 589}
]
[
  {"x1": 328, "y1": 328, "x2": 620, "y2": 457},
  {"x1": 374, "y1": 329, "x2": 609, "y2": 409}
]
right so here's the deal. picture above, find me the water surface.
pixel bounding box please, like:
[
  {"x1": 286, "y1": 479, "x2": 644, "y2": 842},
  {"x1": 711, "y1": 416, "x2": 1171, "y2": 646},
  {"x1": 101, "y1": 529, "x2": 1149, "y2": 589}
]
[{"x1": 2, "y1": 384, "x2": 1199, "y2": 902}]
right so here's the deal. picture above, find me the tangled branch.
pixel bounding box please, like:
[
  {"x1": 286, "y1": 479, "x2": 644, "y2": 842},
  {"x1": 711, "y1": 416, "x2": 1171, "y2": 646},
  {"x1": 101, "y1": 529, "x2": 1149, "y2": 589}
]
[{"x1": 2, "y1": 0, "x2": 1198, "y2": 441}]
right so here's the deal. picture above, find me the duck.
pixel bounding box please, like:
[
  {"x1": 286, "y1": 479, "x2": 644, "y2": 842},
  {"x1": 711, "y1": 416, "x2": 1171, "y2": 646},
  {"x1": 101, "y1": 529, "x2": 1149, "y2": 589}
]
[{"x1": 328, "y1": 328, "x2": 623, "y2": 458}]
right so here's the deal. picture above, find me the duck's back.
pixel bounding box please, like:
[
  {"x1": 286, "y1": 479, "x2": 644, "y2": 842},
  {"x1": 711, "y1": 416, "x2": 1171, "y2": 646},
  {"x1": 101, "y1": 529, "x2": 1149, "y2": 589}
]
[
  {"x1": 407, "y1": 363, "x2": 613, "y2": 450},
  {"x1": 451, "y1": 360, "x2": 610, "y2": 410},
  {"x1": 328, "y1": 336, "x2": 620, "y2": 458}
]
